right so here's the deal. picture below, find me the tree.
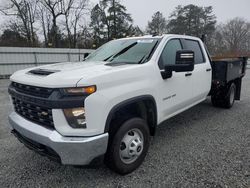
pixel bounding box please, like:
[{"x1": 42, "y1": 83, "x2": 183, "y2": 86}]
[
  {"x1": 146, "y1": 11, "x2": 167, "y2": 35},
  {"x1": 37, "y1": 3, "x2": 52, "y2": 47},
  {"x1": 208, "y1": 18, "x2": 250, "y2": 55},
  {"x1": 40, "y1": 0, "x2": 74, "y2": 47},
  {"x1": 106, "y1": 0, "x2": 133, "y2": 39},
  {"x1": 90, "y1": 4, "x2": 107, "y2": 47},
  {"x1": 128, "y1": 25, "x2": 144, "y2": 37},
  {"x1": 0, "y1": 0, "x2": 39, "y2": 46},
  {"x1": 208, "y1": 25, "x2": 228, "y2": 55},
  {"x1": 89, "y1": 0, "x2": 133, "y2": 47},
  {"x1": 221, "y1": 18, "x2": 250, "y2": 53},
  {"x1": 63, "y1": 0, "x2": 89, "y2": 48},
  {"x1": 0, "y1": 0, "x2": 137, "y2": 49},
  {"x1": 92, "y1": 0, "x2": 133, "y2": 39},
  {"x1": 167, "y1": 5, "x2": 216, "y2": 38},
  {"x1": 78, "y1": 25, "x2": 94, "y2": 49},
  {"x1": 0, "y1": 28, "x2": 29, "y2": 46},
  {"x1": 36, "y1": 0, "x2": 89, "y2": 48}
]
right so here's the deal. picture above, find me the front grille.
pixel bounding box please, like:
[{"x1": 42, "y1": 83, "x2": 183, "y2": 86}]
[
  {"x1": 12, "y1": 96, "x2": 54, "y2": 129},
  {"x1": 11, "y1": 82, "x2": 53, "y2": 98}
]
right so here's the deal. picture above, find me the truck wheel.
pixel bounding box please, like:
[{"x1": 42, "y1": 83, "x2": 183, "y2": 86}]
[
  {"x1": 105, "y1": 117, "x2": 150, "y2": 175},
  {"x1": 211, "y1": 95, "x2": 222, "y2": 107},
  {"x1": 222, "y1": 83, "x2": 236, "y2": 109}
]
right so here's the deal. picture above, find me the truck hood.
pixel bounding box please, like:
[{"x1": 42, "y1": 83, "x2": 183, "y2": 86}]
[{"x1": 10, "y1": 61, "x2": 132, "y2": 88}]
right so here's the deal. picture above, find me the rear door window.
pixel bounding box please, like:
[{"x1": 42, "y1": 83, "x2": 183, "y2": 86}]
[{"x1": 184, "y1": 40, "x2": 205, "y2": 64}]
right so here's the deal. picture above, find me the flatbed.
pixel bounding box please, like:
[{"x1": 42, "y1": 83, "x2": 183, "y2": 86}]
[{"x1": 210, "y1": 57, "x2": 248, "y2": 107}]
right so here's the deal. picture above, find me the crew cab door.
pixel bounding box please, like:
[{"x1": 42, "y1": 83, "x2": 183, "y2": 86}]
[
  {"x1": 182, "y1": 39, "x2": 212, "y2": 101},
  {"x1": 157, "y1": 38, "x2": 194, "y2": 119}
]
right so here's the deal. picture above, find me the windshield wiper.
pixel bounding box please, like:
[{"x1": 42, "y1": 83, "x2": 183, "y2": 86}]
[
  {"x1": 104, "y1": 42, "x2": 137, "y2": 62},
  {"x1": 137, "y1": 55, "x2": 147, "y2": 64},
  {"x1": 105, "y1": 62, "x2": 134, "y2": 66},
  {"x1": 138, "y1": 41, "x2": 159, "y2": 64}
]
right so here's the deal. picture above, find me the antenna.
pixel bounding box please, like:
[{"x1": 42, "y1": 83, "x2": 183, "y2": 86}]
[{"x1": 201, "y1": 34, "x2": 206, "y2": 43}]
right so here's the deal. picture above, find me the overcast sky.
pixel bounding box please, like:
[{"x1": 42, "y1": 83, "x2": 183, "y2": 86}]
[{"x1": 0, "y1": 0, "x2": 250, "y2": 32}]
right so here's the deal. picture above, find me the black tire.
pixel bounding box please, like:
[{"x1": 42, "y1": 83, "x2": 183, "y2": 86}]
[
  {"x1": 211, "y1": 83, "x2": 236, "y2": 109},
  {"x1": 222, "y1": 83, "x2": 236, "y2": 109},
  {"x1": 105, "y1": 117, "x2": 150, "y2": 175},
  {"x1": 211, "y1": 95, "x2": 222, "y2": 107}
]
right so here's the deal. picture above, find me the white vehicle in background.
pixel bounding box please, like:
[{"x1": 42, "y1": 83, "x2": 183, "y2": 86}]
[{"x1": 8, "y1": 34, "x2": 247, "y2": 174}]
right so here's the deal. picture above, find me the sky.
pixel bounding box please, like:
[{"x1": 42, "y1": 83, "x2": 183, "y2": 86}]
[{"x1": 0, "y1": 0, "x2": 250, "y2": 32}]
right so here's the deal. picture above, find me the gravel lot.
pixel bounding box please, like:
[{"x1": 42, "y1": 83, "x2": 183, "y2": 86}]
[{"x1": 0, "y1": 71, "x2": 250, "y2": 188}]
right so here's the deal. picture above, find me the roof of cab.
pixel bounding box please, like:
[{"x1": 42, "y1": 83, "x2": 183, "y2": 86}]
[{"x1": 116, "y1": 34, "x2": 201, "y2": 41}]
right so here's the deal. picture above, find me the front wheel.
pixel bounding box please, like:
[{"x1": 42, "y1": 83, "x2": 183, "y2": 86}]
[{"x1": 105, "y1": 117, "x2": 150, "y2": 175}]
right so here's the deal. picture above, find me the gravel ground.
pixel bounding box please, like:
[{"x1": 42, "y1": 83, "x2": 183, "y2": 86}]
[{"x1": 0, "y1": 72, "x2": 250, "y2": 188}]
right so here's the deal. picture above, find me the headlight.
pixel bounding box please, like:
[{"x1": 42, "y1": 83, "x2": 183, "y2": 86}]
[
  {"x1": 63, "y1": 86, "x2": 96, "y2": 95},
  {"x1": 63, "y1": 107, "x2": 86, "y2": 129}
]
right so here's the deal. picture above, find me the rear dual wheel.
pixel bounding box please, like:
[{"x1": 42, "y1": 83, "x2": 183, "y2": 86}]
[
  {"x1": 225, "y1": 83, "x2": 236, "y2": 108},
  {"x1": 211, "y1": 83, "x2": 236, "y2": 109}
]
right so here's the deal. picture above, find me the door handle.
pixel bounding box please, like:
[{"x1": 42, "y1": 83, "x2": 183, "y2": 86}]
[
  {"x1": 206, "y1": 68, "x2": 212, "y2": 72},
  {"x1": 185, "y1": 73, "x2": 192, "y2": 77}
]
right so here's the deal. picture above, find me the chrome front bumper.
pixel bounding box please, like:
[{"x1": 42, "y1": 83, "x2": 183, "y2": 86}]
[{"x1": 8, "y1": 112, "x2": 109, "y2": 165}]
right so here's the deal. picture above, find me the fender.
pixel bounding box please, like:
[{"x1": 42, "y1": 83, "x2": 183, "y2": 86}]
[{"x1": 104, "y1": 95, "x2": 158, "y2": 133}]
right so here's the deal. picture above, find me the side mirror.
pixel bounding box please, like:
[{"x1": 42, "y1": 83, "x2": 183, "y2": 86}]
[
  {"x1": 161, "y1": 50, "x2": 195, "y2": 79},
  {"x1": 176, "y1": 50, "x2": 195, "y2": 68}
]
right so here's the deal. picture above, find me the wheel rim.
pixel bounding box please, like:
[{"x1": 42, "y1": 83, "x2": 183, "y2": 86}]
[
  {"x1": 119, "y1": 128, "x2": 144, "y2": 164},
  {"x1": 229, "y1": 87, "x2": 235, "y2": 105}
]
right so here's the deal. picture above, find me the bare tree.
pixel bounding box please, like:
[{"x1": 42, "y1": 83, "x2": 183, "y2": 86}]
[
  {"x1": 40, "y1": 0, "x2": 74, "y2": 47},
  {"x1": 37, "y1": 3, "x2": 52, "y2": 47},
  {"x1": 208, "y1": 18, "x2": 250, "y2": 56},
  {"x1": 208, "y1": 18, "x2": 250, "y2": 55},
  {"x1": 0, "y1": 0, "x2": 39, "y2": 46},
  {"x1": 63, "y1": 0, "x2": 89, "y2": 48},
  {"x1": 221, "y1": 18, "x2": 250, "y2": 53}
]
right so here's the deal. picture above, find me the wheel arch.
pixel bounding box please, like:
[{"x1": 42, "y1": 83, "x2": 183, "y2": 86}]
[{"x1": 104, "y1": 95, "x2": 158, "y2": 136}]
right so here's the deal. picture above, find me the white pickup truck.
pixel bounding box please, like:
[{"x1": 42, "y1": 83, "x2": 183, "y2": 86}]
[{"x1": 8, "y1": 34, "x2": 247, "y2": 174}]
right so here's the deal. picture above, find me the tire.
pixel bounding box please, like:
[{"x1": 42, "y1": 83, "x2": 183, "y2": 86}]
[
  {"x1": 105, "y1": 117, "x2": 150, "y2": 175},
  {"x1": 222, "y1": 83, "x2": 236, "y2": 109},
  {"x1": 211, "y1": 95, "x2": 222, "y2": 107},
  {"x1": 211, "y1": 83, "x2": 236, "y2": 109}
]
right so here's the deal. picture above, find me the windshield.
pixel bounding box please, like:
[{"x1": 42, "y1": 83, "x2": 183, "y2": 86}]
[{"x1": 85, "y1": 38, "x2": 160, "y2": 64}]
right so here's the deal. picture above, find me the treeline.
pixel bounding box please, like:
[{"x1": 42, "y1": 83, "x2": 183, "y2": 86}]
[
  {"x1": 146, "y1": 5, "x2": 250, "y2": 55},
  {"x1": 0, "y1": 0, "x2": 250, "y2": 56}
]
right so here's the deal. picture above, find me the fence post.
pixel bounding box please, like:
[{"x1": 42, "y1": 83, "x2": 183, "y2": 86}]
[
  {"x1": 68, "y1": 53, "x2": 70, "y2": 62},
  {"x1": 79, "y1": 49, "x2": 81, "y2": 61},
  {"x1": 33, "y1": 52, "x2": 38, "y2": 66}
]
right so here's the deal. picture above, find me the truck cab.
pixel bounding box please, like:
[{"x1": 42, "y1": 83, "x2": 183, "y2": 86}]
[{"x1": 8, "y1": 34, "x2": 246, "y2": 174}]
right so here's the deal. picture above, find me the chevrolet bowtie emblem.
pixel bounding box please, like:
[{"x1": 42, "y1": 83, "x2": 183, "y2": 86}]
[{"x1": 41, "y1": 111, "x2": 48, "y2": 116}]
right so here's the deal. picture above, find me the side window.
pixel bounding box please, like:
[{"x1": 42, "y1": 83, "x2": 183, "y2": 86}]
[
  {"x1": 159, "y1": 39, "x2": 182, "y2": 69},
  {"x1": 184, "y1": 40, "x2": 205, "y2": 64}
]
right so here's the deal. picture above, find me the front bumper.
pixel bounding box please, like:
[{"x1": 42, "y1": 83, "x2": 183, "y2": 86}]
[{"x1": 8, "y1": 112, "x2": 109, "y2": 165}]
